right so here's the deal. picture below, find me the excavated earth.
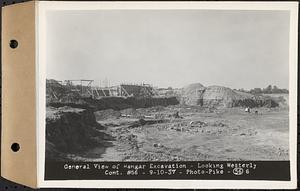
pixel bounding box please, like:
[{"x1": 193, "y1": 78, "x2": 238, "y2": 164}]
[
  {"x1": 46, "y1": 106, "x2": 113, "y2": 161},
  {"x1": 46, "y1": 104, "x2": 289, "y2": 161}
]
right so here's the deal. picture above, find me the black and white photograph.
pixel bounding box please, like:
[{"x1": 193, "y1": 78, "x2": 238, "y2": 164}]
[
  {"x1": 45, "y1": 8, "x2": 290, "y2": 162},
  {"x1": 38, "y1": 1, "x2": 298, "y2": 189}
]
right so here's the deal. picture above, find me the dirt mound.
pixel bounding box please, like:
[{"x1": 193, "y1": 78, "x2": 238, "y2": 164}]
[
  {"x1": 46, "y1": 106, "x2": 107, "y2": 161},
  {"x1": 182, "y1": 83, "x2": 204, "y2": 93},
  {"x1": 204, "y1": 86, "x2": 245, "y2": 100},
  {"x1": 202, "y1": 86, "x2": 245, "y2": 107},
  {"x1": 203, "y1": 86, "x2": 278, "y2": 108},
  {"x1": 181, "y1": 84, "x2": 245, "y2": 107},
  {"x1": 181, "y1": 83, "x2": 205, "y2": 105},
  {"x1": 263, "y1": 94, "x2": 289, "y2": 108},
  {"x1": 234, "y1": 90, "x2": 255, "y2": 99},
  {"x1": 180, "y1": 84, "x2": 278, "y2": 108}
]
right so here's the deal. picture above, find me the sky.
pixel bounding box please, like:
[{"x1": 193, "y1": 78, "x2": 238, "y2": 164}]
[{"x1": 46, "y1": 10, "x2": 290, "y2": 89}]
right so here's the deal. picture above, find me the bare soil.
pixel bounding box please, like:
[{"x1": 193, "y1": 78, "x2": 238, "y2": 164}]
[{"x1": 66, "y1": 105, "x2": 289, "y2": 161}]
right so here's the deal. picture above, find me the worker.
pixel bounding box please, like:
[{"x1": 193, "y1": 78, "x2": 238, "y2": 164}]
[{"x1": 245, "y1": 107, "x2": 251, "y2": 113}]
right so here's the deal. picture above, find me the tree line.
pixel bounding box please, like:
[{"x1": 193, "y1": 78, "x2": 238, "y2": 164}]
[{"x1": 236, "y1": 85, "x2": 289, "y2": 94}]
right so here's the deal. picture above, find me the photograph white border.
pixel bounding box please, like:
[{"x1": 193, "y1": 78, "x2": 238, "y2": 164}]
[{"x1": 37, "y1": 1, "x2": 298, "y2": 189}]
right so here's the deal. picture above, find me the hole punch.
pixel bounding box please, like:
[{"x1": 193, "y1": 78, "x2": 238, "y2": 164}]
[
  {"x1": 9, "y1": 39, "x2": 18, "y2": 49},
  {"x1": 11, "y1": 143, "x2": 20, "y2": 152}
]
